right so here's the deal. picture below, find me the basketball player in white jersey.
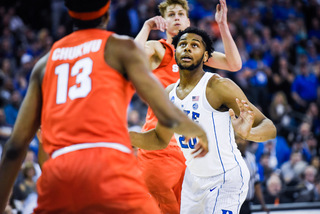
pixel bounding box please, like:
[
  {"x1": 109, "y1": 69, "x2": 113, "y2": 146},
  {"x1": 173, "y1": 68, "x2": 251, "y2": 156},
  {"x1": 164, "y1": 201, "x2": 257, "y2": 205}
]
[{"x1": 130, "y1": 27, "x2": 276, "y2": 214}]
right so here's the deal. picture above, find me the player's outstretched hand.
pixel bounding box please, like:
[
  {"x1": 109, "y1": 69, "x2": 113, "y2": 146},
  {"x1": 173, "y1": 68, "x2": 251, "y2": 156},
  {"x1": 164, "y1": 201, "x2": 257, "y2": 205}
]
[
  {"x1": 215, "y1": 0, "x2": 228, "y2": 25},
  {"x1": 229, "y1": 98, "x2": 254, "y2": 140},
  {"x1": 145, "y1": 16, "x2": 167, "y2": 32},
  {"x1": 191, "y1": 134, "x2": 209, "y2": 158}
]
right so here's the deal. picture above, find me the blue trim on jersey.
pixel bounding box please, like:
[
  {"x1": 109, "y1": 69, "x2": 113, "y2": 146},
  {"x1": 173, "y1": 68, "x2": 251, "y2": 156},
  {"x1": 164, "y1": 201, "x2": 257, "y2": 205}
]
[
  {"x1": 212, "y1": 113, "x2": 226, "y2": 214},
  {"x1": 228, "y1": 117, "x2": 244, "y2": 214}
]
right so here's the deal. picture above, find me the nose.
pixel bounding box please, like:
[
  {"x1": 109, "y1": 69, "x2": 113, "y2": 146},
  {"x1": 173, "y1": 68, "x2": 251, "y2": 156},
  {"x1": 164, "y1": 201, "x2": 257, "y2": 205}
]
[{"x1": 183, "y1": 44, "x2": 191, "y2": 52}]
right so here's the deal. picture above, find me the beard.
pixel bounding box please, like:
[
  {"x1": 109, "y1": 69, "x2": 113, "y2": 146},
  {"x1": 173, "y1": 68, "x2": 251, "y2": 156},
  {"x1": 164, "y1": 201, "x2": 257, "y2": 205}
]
[{"x1": 175, "y1": 54, "x2": 204, "y2": 71}]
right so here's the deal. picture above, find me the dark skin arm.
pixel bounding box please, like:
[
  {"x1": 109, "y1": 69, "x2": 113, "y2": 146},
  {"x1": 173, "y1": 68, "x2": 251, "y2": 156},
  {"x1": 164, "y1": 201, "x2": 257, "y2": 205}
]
[
  {"x1": 206, "y1": 74, "x2": 276, "y2": 142},
  {"x1": 0, "y1": 53, "x2": 46, "y2": 212}
]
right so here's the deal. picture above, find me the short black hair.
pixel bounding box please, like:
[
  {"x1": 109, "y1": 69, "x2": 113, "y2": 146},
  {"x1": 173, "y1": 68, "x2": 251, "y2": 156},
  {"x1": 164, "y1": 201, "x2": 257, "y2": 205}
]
[
  {"x1": 64, "y1": 0, "x2": 109, "y2": 29},
  {"x1": 172, "y1": 27, "x2": 214, "y2": 57}
]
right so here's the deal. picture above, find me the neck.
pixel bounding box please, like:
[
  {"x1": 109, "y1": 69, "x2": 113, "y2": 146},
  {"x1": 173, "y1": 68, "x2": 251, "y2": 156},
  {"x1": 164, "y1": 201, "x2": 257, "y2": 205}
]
[
  {"x1": 179, "y1": 68, "x2": 205, "y2": 88},
  {"x1": 166, "y1": 31, "x2": 175, "y2": 45}
]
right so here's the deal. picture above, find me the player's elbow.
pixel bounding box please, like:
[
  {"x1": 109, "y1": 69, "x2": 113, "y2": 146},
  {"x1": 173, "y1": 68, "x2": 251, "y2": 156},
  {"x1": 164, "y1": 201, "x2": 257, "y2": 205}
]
[
  {"x1": 266, "y1": 119, "x2": 277, "y2": 139},
  {"x1": 229, "y1": 62, "x2": 242, "y2": 72},
  {"x1": 3, "y1": 141, "x2": 28, "y2": 161},
  {"x1": 270, "y1": 123, "x2": 277, "y2": 139}
]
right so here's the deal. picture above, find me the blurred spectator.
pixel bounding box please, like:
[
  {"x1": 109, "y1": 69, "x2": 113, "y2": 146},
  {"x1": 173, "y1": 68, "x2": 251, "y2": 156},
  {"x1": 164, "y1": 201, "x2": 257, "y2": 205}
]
[
  {"x1": 269, "y1": 91, "x2": 292, "y2": 135},
  {"x1": 291, "y1": 63, "x2": 319, "y2": 112},
  {"x1": 280, "y1": 151, "x2": 308, "y2": 186},
  {"x1": 263, "y1": 173, "x2": 291, "y2": 204},
  {"x1": 305, "y1": 102, "x2": 320, "y2": 143},
  {"x1": 128, "y1": 109, "x2": 142, "y2": 132},
  {"x1": 112, "y1": 0, "x2": 140, "y2": 37},
  {"x1": 257, "y1": 153, "x2": 275, "y2": 183},
  {"x1": 255, "y1": 136, "x2": 291, "y2": 170},
  {"x1": 12, "y1": 162, "x2": 37, "y2": 202},
  {"x1": 269, "y1": 56, "x2": 295, "y2": 103},
  {"x1": 294, "y1": 165, "x2": 318, "y2": 202},
  {"x1": 23, "y1": 150, "x2": 41, "y2": 182},
  {"x1": 242, "y1": 45, "x2": 271, "y2": 113},
  {"x1": 4, "y1": 90, "x2": 22, "y2": 126}
]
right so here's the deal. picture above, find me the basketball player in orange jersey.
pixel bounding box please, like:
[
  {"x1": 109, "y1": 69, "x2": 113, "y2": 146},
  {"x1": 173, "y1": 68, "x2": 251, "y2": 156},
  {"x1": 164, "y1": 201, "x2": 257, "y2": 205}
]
[
  {"x1": 0, "y1": 0, "x2": 209, "y2": 213},
  {"x1": 132, "y1": 0, "x2": 241, "y2": 213}
]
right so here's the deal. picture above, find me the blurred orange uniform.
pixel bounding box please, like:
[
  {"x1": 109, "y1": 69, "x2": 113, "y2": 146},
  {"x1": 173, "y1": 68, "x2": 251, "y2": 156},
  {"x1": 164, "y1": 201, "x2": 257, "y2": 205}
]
[
  {"x1": 34, "y1": 29, "x2": 160, "y2": 213},
  {"x1": 138, "y1": 39, "x2": 186, "y2": 214}
]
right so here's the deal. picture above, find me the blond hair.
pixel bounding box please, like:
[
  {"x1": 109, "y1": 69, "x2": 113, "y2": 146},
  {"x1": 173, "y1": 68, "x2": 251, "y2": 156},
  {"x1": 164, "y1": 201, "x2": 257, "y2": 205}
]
[{"x1": 158, "y1": 0, "x2": 189, "y2": 17}]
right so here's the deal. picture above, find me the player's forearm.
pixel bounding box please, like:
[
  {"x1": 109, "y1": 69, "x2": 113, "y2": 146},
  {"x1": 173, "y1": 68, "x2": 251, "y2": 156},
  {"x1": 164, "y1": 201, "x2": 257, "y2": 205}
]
[
  {"x1": 218, "y1": 23, "x2": 242, "y2": 71},
  {"x1": 246, "y1": 118, "x2": 276, "y2": 142},
  {"x1": 0, "y1": 143, "x2": 28, "y2": 212},
  {"x1": 130, "y1": 129, "x2": 168, "y2": 150},
  {"x1": 134, "y1": 23, "x2": 152, "y2": 48}
]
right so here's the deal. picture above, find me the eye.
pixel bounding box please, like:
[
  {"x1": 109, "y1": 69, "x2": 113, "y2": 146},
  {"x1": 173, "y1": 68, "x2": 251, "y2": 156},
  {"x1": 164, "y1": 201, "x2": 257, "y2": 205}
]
[
  {"x1": 169, "y1": 13, "x2": 174, "y2": 17},
  {"x1": 179, "y1": 42, "x2": 186, "y2": 47},
  {"x1": 192, "y1": 44, "x2": 199, "y2": 48},
  {"x1": 179, "y1": 13, "x2": 184, "y2": 16}
]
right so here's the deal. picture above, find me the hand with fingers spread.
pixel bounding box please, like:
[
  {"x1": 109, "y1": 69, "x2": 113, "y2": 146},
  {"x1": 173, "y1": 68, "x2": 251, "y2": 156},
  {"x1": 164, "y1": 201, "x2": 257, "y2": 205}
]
[
  {"x1": 229, "y1": 98, "x2": 255, "y2": 140},
  {"x1": 145, "y1": 16, "x2": 167, "y2": 32},
  {"x1": 215, "y1": 0, "x2": 228, "y2": 25}
]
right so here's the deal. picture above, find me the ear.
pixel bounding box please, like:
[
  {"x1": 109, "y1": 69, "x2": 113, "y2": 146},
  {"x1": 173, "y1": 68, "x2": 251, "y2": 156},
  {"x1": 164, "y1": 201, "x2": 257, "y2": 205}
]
[{"x1": 203, "y1": 51, "x2": 209, "y2": 62}]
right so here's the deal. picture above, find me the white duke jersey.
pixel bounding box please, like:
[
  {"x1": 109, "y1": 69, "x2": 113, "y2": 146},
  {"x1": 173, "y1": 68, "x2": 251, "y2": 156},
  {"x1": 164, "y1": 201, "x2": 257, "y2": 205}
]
[{"x1": 169, "y1": 72, "x2": 244, "y2": 177}]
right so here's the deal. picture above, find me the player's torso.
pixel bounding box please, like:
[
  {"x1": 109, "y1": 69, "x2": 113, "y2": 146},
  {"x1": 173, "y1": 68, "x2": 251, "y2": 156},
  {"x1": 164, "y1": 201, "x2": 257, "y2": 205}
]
[
  {"x1": 41, "y1": 29, "x2": 134, "y2": 155},
  {"x1": 169, "y1": 72, "x2": 243, "y2": 177}
]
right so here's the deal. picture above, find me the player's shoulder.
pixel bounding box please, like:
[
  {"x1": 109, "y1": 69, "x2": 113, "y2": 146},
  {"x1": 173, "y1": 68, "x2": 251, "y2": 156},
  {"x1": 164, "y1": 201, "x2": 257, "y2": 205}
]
[
  {"x1": 146, "y1": 40, "x2": 164, "y2": 51},
  {"x1": 207, "y1": 73, "x2": 234, "y2": 89},
  {"x1": 206, "y1": 73, "x2": 239, "y2": 98},
  {"x1": 109, "y1": 34, "x2": 137, "y2": 49}
]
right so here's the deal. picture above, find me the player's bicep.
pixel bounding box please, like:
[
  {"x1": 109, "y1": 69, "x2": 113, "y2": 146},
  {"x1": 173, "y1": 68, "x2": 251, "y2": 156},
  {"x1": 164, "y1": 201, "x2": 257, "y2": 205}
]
[{"x1": 205, "y1": 52, "x2": 228, "y2": 70}]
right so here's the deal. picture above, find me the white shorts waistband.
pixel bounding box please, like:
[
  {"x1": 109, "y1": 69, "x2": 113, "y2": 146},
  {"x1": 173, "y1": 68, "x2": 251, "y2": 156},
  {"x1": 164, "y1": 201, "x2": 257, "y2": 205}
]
[{"x1": 51, "y1": 142, "x2": 131, "y2": 159}]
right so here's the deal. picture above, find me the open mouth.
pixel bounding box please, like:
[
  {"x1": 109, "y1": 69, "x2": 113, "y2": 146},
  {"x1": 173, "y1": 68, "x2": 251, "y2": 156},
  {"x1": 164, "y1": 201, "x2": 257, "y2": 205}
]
[{"x1": 181, "y1": 56, "x2": 192, "y2": 62}]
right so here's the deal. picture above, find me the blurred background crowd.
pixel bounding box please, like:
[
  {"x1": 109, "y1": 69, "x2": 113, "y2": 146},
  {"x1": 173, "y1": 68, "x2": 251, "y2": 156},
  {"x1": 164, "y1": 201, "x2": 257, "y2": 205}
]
[{"x1": 0, "y1": 0, "x2": 319, "y2": 213}]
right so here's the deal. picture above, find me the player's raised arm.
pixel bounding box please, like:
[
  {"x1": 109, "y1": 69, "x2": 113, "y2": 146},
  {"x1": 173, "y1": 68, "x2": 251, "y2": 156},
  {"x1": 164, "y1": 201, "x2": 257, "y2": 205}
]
[{"x1": 205, "y1": 0, "x2": 242, "y2": 71}]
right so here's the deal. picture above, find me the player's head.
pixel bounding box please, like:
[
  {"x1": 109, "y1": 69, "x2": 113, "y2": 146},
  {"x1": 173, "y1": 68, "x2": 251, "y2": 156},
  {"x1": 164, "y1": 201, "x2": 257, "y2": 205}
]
[
  {"x1": 159, "y1": 0, "x2": 190, "y2": 36},
  {"x1": 172, "y1": 27, "x2": 214, "y2": 71},
  {"x1": 65, "y1": 0, "x2": 110, "y2": 29}
]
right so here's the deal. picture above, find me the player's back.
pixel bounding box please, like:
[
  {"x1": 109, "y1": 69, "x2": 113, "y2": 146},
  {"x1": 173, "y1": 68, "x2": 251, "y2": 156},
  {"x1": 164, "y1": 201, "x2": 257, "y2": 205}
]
[{"x1": 41, "y1": 29, "x2": 134, "y2": 155}]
